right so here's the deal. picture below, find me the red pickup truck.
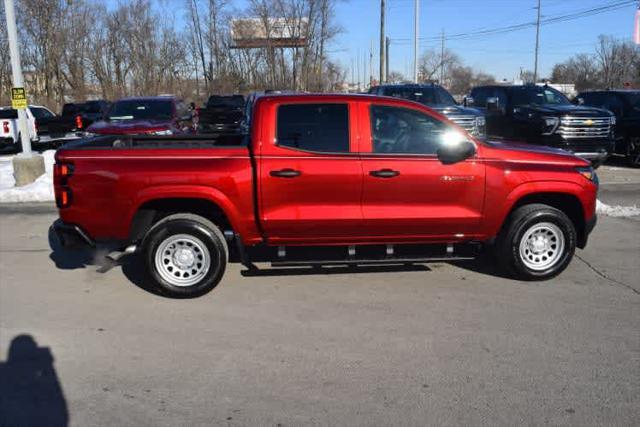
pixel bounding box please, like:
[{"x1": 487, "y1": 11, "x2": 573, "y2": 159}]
[{"x1": 53, "y1": 94, "x2": 598, "y2": 298}]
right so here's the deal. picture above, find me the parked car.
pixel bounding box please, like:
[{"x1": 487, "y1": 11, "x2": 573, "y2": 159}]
[
  {"x1": 369, "y1": 83, "x2": 486, "y2": 137},
  {"x1": 54, "y1": 94, "x2": 598, "y2": 298},
  {"x1": 86, "y1": 96, "x2": 194, "y2": 136},
  {"x1": 467, "y1": 84, "x2": 616, "y2": 166},
  {"x1": 0, "y1": 105, "x2": 56, "y2": 152},
  {"x1": 197, "y1": 95, "x2": 245, "y2": 134},
  {"x1": 575, "y1": 89, "x2": 640, "y2": 167},
  {"x1": 39, "y1": 100, "x2": 111, "y2": 146}
]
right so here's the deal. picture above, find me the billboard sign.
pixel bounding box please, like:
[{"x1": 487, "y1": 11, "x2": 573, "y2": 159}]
[{"x1": 231, "y1": 18, "x2": 309, "y2": 48}]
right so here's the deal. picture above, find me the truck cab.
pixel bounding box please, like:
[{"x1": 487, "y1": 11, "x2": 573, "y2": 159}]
[{"x1": 468, "y1": 84, "x2": 616, "y2": 166}]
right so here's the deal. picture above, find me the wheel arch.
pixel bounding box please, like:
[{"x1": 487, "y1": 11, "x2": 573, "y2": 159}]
[{"x1": 128, "y1": 187, "x2": 240, "y2": 244}]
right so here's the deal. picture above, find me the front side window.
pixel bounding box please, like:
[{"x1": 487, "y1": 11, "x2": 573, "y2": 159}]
[
  {"x1": 370, "y1": 105, "x2": 449, "y2": 155},
  {"x1": 277, "y1": 104, "x2": 350, "y2": 153},
  {"x1": 435, "y1": 87, "x2": 457, "y2": 106}
]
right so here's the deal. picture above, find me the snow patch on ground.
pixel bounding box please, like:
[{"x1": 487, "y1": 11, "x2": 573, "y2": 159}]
[
  {"x1": 596, "y1": 200, "x2": 640, "y2": 218},
  {"x1": 0, "y1": 151, "x2": 56, "y2": 203}
]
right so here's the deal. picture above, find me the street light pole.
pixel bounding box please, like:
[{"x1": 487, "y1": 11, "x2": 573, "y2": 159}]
[
  {"x1": 4, "y1": 0, "x2": 32, "y2": 156},
  {"x1": 533, "y1": 0, "x2": 541, "y2": 83},
  {"x1": 380, "y1": 0, "x2": 385, "y2": 84},
  {"x1": 413, "y1": 0, "x2": 419, "y2": 83}
]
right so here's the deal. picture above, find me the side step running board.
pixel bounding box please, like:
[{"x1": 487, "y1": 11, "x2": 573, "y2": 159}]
[{"x1": 271, "y1": 256, "x2": 474, "y2": 268}]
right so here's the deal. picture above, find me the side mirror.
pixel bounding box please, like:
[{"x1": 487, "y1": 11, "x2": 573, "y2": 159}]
[
  {"x1": 437, "y1": 139, "x2": 476, "y2": 165},
  {"x1": 575, "y1": 97, "x2": 585, "y2": 105},
  {"x1": 486, "y1": 97, "x2": 500, "y2": 112},
  {"x1": 463, "y1": 96, "x2": 475, "y2": 107}
]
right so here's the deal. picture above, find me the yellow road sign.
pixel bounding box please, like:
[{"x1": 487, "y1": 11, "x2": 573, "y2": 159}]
[{"x1": 11, "y1": 87, "x2": 27, "y2": 109}]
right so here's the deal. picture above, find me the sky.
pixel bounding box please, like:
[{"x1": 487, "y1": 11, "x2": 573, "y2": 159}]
[{"x1": 109, "y1": 0, "x2": 638, "y2": 83}]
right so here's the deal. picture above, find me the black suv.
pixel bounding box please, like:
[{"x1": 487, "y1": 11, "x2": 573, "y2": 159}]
[
  {"x1": 575, "y1": 90, "x2": 639, "y2": 167},
  {"x1": 369, "y1": 83, "x2": 486, "y2": 137},
  {"x1": 468, "y1": 84, "x2": 616, "y2": 165}
]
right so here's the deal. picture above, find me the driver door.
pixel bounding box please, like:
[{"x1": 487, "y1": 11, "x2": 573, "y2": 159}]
[{"x1": 359, "y1": 103, "x2": 486, "y2": 241}]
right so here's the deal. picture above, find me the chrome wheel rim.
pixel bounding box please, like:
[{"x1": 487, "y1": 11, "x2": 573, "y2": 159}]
[
  {"x1": 154, "y1": 234, "x2": 211, "y2": 287},
  {"x1": 518, "y1": 222, "x2": 565, "y2": 271}
]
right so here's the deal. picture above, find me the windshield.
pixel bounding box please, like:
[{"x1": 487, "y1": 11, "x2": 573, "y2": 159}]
[
  {"x1": 382, "y1": 87, "x2": 439, "y2": 105},
  {"x1": 30, "y1": 107, "x2": 54, "y2": 119},
  {"x1": 207, "y1": 96, "x2": 244, "y2": 108},
  {"x1": 108, "y1": 100, "x2": 173, "y2": 120},
  {"x1": 511, "y1": 86, "x2": 570, "y2": 106},
  {"x1": 0, "y1": 109, "x2": 18, "y2": 119}
]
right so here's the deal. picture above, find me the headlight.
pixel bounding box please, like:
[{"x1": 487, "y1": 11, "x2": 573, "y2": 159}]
[
  {"x1": 541, "y1": 116, "x2": 559, "y2": 135},
  {"x1": 576, "y1": 166, "x2": 597, "y2": 184},
  {"x1": 149, "y1": 129, "x2": 173, "y2": 135},
  {"x1": 610, "y1": 115, "x2": 616, "y2": 126},
  {"x1": 83, "y1": 132, "x2": 98, "y2": 138},
  {"x1": 474, "y1": 116, "x2": 486, "y2": 136}
]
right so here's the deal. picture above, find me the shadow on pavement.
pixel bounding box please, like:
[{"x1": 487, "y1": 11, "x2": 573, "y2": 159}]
[
  {"x1": 0, "y1": 335, "x2": 69, "y2": 427},
  {"x1": 47, "y1": 225, "x2": 113, "y2": 271}
]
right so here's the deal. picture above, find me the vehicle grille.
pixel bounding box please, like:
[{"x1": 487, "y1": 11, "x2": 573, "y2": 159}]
[
  {"x1": 558, "y1": 116, "x2": 611, "y2": 139},
  {"x1": 447, "y1": 115, "x2": 476, "y2": 134}
]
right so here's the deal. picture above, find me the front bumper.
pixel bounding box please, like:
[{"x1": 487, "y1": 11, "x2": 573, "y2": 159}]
[
  {"x1": 578, "y1": 213, "x2": 597, "y2": 249},
  {"x1": 37, "y1": 133, "x2": 84, "y2": 145},
  {"x1": 53, "y1": 219, "x2": 95, "y2": 248}
]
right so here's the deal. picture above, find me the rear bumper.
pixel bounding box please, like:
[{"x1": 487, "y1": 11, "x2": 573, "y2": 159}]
[{"x1": 53, "y1": 219, "x2": 95, "y2": 248}]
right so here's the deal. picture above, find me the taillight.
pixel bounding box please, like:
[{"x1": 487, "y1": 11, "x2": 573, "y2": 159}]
[
  {"x1": 54, "y1": 163, "x2": 74, "y2": 179},
  {"x1": 54, "y1": 162, "x2": 74, "y2": 209},
  {"x1": 2, "y1": 121, "x2": 8, "y2": 133},
  {"x1": 56, "y1": 187, "x2": 73, "y2": 209},
  {"x1": 34, "y1": 119, "x2": 38, "y2": 132},
  {"x1": 75, "y1": 115, "x2": 83, "y2": 129}
]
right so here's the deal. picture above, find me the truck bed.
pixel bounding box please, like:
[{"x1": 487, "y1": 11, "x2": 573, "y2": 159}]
[{"x1": 55, "y1": 133, "x2": 258, "y2": 244}]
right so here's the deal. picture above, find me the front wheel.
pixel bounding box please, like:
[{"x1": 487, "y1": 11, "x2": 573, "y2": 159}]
[
  {"x1": 496, "y1": 204, "x2": 576, "y2": 280},
  {"x1": 626, "y1": 137, "x2": 640, "y2": 168},
  {"x1": 142, "y1": 213, "x2": 228, "y2": 298}
]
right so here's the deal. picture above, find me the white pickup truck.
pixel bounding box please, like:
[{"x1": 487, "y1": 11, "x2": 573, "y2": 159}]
[{"x1": 0, "y1": 105, "x2": 56, "y2": 152}]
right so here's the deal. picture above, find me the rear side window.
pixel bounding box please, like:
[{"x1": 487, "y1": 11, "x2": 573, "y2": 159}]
[
  {"x1": 0, "y1": 109, "x2": 18, "y2": 119},
  {"x1": 277, "y1": 104, "x2": 349, "y2": 153}
]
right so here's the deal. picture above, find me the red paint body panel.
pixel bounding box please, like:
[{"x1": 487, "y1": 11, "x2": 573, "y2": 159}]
[{"x1": 55, "y1": 94, "x2": 598, "y2": 248}]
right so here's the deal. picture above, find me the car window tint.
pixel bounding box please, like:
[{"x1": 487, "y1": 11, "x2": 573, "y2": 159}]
[
  {"x1": 436, "y1": 87, "x2": 456, "y2": 105},
  {"x1": 370, "y1": 105, "x2": 449, "y2": 155},
  {"x1": 30, "y1": 107, "x2": 54, "y2": 119},
  {"x1": 277, "y1": 104, "x2": 350, "y2": 153},
  {"x1": 471, "y1": 88, "x2": 490, "y2": 106}
]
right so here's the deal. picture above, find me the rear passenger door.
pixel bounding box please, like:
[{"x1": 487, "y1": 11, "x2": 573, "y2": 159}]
[{"x1": 258, "y1": 102, "x2": 363, "y2": 244}]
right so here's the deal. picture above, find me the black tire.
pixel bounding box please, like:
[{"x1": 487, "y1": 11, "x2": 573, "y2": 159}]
[
  {"x1": 495, "y1": 203, "x2": 576, "y2": 280},
  {"x1": 626, "y1": 137, "x2": 640, "y2": 168},
  {"x1": 142, "y1": 213, "x2": 228, "y2": 298}
]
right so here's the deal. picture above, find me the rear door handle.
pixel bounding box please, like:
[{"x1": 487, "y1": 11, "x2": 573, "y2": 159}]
[
  {"x1": 369, "y1": 169, "x2": 400, "y2": 178},
  {"x1": 270, "y1": 168, "x2": 301, "y2": 178}
]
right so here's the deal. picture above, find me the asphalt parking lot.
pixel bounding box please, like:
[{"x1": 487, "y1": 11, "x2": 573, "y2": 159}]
[{"x1": 1, "y1": 163, "x2": 639, "y2": 426}]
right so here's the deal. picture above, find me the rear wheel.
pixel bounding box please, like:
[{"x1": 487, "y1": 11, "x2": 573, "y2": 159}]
[
  {"x1": 496, "y1": 204, "x2": 576, "y2": 280},
  {"x1": 142, "y1": 213, "x2": 228, "y2": 298}
]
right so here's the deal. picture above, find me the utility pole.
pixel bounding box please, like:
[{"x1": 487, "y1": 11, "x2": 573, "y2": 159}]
[
  {"x1": 356, "y1": 48, "x2": 360, "y2": 91},
  {"x1": 380, "y1": 0, "x2": 386, "y2": 84},
  {"x1": 4, "y1": 0, "x2": 44, "y2": 186},
  {"x1": 385, "y1": 37, "x2": 390, "y2": 83},
  {"x1": 413, "y1": 0, "x2": 419, "y2": 83},
  {"x1": 440, "y1": 29, "x2": 445, "y2": 85},
  {"x1": 533, "y1": 0, "x2": 541, "y2": 83},
  {"x1": 370, "y1": 39, "x2": 374, "y2": 87}
]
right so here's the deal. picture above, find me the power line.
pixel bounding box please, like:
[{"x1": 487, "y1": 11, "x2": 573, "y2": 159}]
[{"x1": 391, "y1": 0, "x2": 635, "y2": 43}]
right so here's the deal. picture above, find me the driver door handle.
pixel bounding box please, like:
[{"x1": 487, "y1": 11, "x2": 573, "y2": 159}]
[
  {"x1": 270, "y1": 168, "x2": 301, "y2": 178},
  {"x1": 369, "y1": 169, "x2": 400, "y2": 178}
]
